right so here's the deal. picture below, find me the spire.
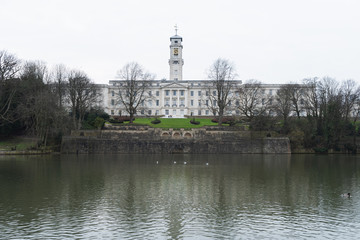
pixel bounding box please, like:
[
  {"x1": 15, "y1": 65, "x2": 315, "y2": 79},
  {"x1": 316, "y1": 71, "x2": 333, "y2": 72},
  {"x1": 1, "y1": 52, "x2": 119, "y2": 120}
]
[{"x1": 174, "y1": 24, "x2": 178, "y2": 35}]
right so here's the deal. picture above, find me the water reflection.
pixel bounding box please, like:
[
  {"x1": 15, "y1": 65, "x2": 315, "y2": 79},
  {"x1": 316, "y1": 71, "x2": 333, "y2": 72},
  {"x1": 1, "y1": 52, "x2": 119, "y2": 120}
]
[{"x1": 0, "y1": 154, "x2": 359, "y2": 239}]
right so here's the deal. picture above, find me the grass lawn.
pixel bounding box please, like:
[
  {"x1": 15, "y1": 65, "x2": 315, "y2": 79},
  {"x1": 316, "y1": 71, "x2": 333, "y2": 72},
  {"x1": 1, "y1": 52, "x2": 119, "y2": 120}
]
[
  {"x1": 131, "y1": 118, "x2": 222, "y2": 129},
  {"x1": 0, "y1": 137, "x2": 38, "y2": 151}
]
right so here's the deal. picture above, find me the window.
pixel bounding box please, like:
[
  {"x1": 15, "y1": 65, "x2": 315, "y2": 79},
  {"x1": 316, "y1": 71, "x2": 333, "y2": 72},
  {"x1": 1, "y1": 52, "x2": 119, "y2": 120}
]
[
  {"x1": 172, "y1": 99, "x2": 177, "y2": 106},
  {"x1": 191, "y1": 91, "x2": 194, "y2": 96},
  {"x1": 173, "y1": 60, "x2": 179, "y2": 64},
  {"x1": 141, "y1": 110, "x2": 144, "y2": 115},
  {"x1": 166, "y1": 90, "x2": 170, "y2": 96},
  {"x1": 213, "y1": 91, "x2": 216, "y2": 95},
  {"x1": 173, "y1": 90, "x2": 177, "y2": 96},
  {"x1": 206, "y1": 110, "x2": 209, "y2": 115},
  {"x1": 198, "y1": 100, "x2": 201, "y2": 106},
  {"x1": 156, "y1": 110, "x2": 159, "y2": 116},
  {"x1": 269, "y1": 99, "x2": 273, "y2": 105},
  {"x1": 300, "y1": 99, "x2": 304, "y2": 105},
  {"x1": 156, "y1": 91, "x2": 159, "y2": 96},
  {"x1": 118, "y1": 110, "x2": 122, "y2": 115},
  {"x1": 148, "y1": 91, "x2": 152, "y2": 96},
  {"x1": 235, "y1": 91, "x2": 239, "y2": 96},
  {"x1": 173, "y1": 109, "x2": 176, "y2": 115},
  {"x1": 111, "y1": 91, "x2": 114, "y2": 97},
  {"x1": 198, "y1": 91, "x2": 201, "y2": 96},
  {"x1": 111, "y1": 99, "x2": 115, "y2": 106},
  {"x1": 165, "y1": 109, "x2": 169, "y2": 115},
  {"x1": 148, "y1": 100, "x2": 152, "y2": 106},
  {"x1": 206, "y1": 100, "x2": 209, "y2": 106},
  {"x1": 148, "y1": 110, "x2": 152, "y2": 115},
  {"x1": 111, "y1": 110, "x2": 114, "y2": 115},
  {"x1": 175, "y1": 40, "x2": 178, "y2": 43},
  {"x1": 156, "y1": 100, "x2": 159, "y2": 106},
  {"x1": 180, "y1": 99, "x2": 185, "y2": 106},
  {"x1": 262, "y1": 99, "x2": 265, "y2": 105},
  {"x1": 236, "y1": 101, "x2": 239, "y2": 106},
  {"x1": 174, "y1": 78, "x2": 178, "y2": 81},
  {"x1": 165, "y1": 99, "x2": 170, "y2": 106},
  {"x1": 206, "y1": 91, "x2": 209, "y2": 96},
  {"x1": 236, "y1": 110, "x2": 240, "y2": 115},
  {"x1": 191, "y1": 100, "x2": 194, "y2": 106},
  {"x1": 269, "y1": 89, "x2": 273, "y2": 95},
  {"x1": 198, "y1": 110, "x2": 201, "y2": 115},
  {"x1": 180, "y1": 90, "x2": 184, "y2": 96}
]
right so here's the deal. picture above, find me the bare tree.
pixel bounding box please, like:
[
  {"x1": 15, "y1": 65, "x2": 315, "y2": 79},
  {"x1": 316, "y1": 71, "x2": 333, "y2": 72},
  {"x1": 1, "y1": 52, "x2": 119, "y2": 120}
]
[
  {"x1": 287, "y1": 83, "x2": 305, "y2": 119},
  {"x1": 51, "y1": 64, "x2": 68, "y2": 108},
  {"x1": 302, "y1": 77, "x2": 319, "y2": 118},
  {"x1": 0, "y1": 50, "x2": 21, "y2": 125},
  {"x1": 340, "y1": 79, "x2": 360, "y2": 122},
  {"x1": 0, "y1": 50, "x2": 21, "y2": 81},
  {"x1": 115, "y1": 62, "x2": 155, "y2": 123},
  {"x1": 68, "y1": 70, "x2": 100, "y2": 129},
  {"x1": 273, "y1": 85, "x2": 293, "y2": 132},
  {"x1": 235, "y1": 79, "x2": 268, "y2": 121},
  {"x1": 206, "y1": 58, "x2": 237, "y2": 125},
  {"x1": 17, "y1": 61, "x2": 52, "y2": 141}
]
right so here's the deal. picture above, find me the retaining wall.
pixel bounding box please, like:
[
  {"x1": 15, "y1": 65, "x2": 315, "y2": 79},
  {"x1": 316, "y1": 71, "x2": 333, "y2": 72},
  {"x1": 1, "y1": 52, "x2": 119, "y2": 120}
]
[{"x1": 61, "y1": 127, "x2": 291, "y2": 154}]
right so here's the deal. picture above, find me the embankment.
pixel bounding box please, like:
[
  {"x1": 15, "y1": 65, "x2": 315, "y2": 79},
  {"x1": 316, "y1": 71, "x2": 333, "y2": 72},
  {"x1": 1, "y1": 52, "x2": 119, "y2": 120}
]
[{"x1": 61, "y1": 126, "x2": 291, "y2": 154}]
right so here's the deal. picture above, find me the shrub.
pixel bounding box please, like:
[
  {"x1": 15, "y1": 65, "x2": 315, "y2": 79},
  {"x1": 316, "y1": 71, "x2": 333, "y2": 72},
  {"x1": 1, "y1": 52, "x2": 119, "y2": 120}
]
[
  {"x1": 190, "y1": 119, "x2": 200, "y2": 125},
  {"x1": 112, "y1": 116, "x2": 135, "y2": 122},
  {"x1": 94, "y1": 117, "x2": 105, "y2": 129},
  {"x1": 211, "y1": 117, "x2": 235, "y2": 125},
  {"x1": 108, "y1": 118, "x2": 123, "y2": 124},
  {"x1": 151, "y1": 119, "x2": 161, "y2": 124}
]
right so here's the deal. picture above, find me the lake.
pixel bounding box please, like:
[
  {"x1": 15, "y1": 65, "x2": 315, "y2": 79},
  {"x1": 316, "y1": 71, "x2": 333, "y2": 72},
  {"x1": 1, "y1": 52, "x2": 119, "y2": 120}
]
[{"x1": 0, "y1": 154, "x2": 359, "y2": 239}]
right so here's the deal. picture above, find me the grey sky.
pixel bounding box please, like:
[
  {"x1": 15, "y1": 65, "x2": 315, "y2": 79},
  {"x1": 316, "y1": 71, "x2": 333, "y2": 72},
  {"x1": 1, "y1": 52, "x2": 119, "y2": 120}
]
[{"x1": 1, "y1": 0, "x2": 359, "y2": 84}]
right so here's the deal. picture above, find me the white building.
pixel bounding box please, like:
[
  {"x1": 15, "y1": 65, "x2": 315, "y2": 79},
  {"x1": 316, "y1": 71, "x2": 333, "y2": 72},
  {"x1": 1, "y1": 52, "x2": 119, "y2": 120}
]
[{"x1": 101, "y1": 30, "x2": 294, "y2": 118}]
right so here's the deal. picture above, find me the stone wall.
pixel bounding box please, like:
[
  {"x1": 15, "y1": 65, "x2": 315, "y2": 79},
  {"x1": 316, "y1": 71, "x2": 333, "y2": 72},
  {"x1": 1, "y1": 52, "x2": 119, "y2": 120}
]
[{"x1": 62, "y1": 127, "x2": 291, "y2": 154}]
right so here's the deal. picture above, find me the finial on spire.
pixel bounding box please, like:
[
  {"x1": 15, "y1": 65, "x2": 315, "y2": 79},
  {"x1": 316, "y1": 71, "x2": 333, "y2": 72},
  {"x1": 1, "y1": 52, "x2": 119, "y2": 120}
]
[{"x1": 174, "y1": 24, "x2": 178, "y2": 35}]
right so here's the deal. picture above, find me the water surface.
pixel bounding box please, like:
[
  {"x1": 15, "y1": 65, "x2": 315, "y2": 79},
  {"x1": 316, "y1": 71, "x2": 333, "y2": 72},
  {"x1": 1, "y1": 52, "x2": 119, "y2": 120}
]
[{"x1": 0, "y1": 154, "x2": 359, "y2": 239}]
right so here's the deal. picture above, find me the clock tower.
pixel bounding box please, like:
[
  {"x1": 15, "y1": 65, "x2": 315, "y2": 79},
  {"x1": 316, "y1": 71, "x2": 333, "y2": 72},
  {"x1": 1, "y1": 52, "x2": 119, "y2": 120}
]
[{"x1": 169, "y1": 25, "x2": 184, "y2": 81}]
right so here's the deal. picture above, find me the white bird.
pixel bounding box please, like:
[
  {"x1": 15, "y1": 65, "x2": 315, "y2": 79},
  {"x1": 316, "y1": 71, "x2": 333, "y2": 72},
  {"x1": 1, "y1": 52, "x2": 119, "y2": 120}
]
[
  {"x1": 206, "y1": 162, "x2": 209, "y2": 166},
  {"x1": 184, "y1": 161, "x2": 187, "y2": 165},
  {"x1": 341, "y1": 193, "x2": 351, "y2": 198},
  {"x1": 156, "y1": 161, "x2": 158, "y2": 164},
  {"x1": 174, "y1": 161, "x2": 176, "y2": 164}
]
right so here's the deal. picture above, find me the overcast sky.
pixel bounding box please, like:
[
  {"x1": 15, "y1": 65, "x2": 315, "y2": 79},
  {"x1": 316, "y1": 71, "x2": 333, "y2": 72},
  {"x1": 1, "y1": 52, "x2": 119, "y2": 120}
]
[{"x1": 1, "y1": 0, "x2": 359, "y2": 84}]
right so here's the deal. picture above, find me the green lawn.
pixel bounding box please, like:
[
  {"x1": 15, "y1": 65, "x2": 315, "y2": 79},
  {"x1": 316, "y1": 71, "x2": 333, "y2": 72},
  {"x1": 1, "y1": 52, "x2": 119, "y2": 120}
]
[
  {"x1": 132, "y1": 118, "x2": 221, "y2": 129},
  {"x1": 0, "y1": 137, "x2": 38, "y2": 151}
]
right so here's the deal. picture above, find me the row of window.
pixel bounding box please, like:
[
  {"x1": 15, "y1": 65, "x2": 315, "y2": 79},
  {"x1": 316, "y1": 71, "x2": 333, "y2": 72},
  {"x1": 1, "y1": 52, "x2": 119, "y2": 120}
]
[
  {"x1": 111, "y1": 98, "x2": 305, "y2": 107},
  {"x1": 110, "y1": 88, "x2": 285, "y2": 98}
]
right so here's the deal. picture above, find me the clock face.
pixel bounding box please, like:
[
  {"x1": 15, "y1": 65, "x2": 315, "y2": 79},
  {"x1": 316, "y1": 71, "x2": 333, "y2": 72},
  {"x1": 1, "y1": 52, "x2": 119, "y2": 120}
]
[{"x1": 173, "y1": 48, "x2": 178, "y2": 55}]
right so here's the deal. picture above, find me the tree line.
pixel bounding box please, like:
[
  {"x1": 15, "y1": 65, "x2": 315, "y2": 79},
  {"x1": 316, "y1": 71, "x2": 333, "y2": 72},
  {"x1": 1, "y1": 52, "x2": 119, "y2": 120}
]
[
  {"x1": 204, "y1": 59, "x2": 360, "y2": 152},
  {"x1": 2, "y1": 50, "x2": 360, "y2": 152},
  {"x1": 0, "y1": 50, "x2": 106, "y2": 146}
]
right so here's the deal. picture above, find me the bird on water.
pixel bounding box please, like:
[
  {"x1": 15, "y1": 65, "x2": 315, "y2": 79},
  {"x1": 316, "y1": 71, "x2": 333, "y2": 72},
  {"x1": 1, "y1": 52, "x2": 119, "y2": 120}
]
[{"x1": 341, "y1": 193, "x2": 351, "y2": 198}]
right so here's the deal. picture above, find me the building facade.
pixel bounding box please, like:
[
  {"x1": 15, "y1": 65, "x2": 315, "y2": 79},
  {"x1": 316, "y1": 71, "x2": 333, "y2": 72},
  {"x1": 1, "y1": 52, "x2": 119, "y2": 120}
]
[{"x1": 101, "y1": 31, "x2": 293, "y2": 118}]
